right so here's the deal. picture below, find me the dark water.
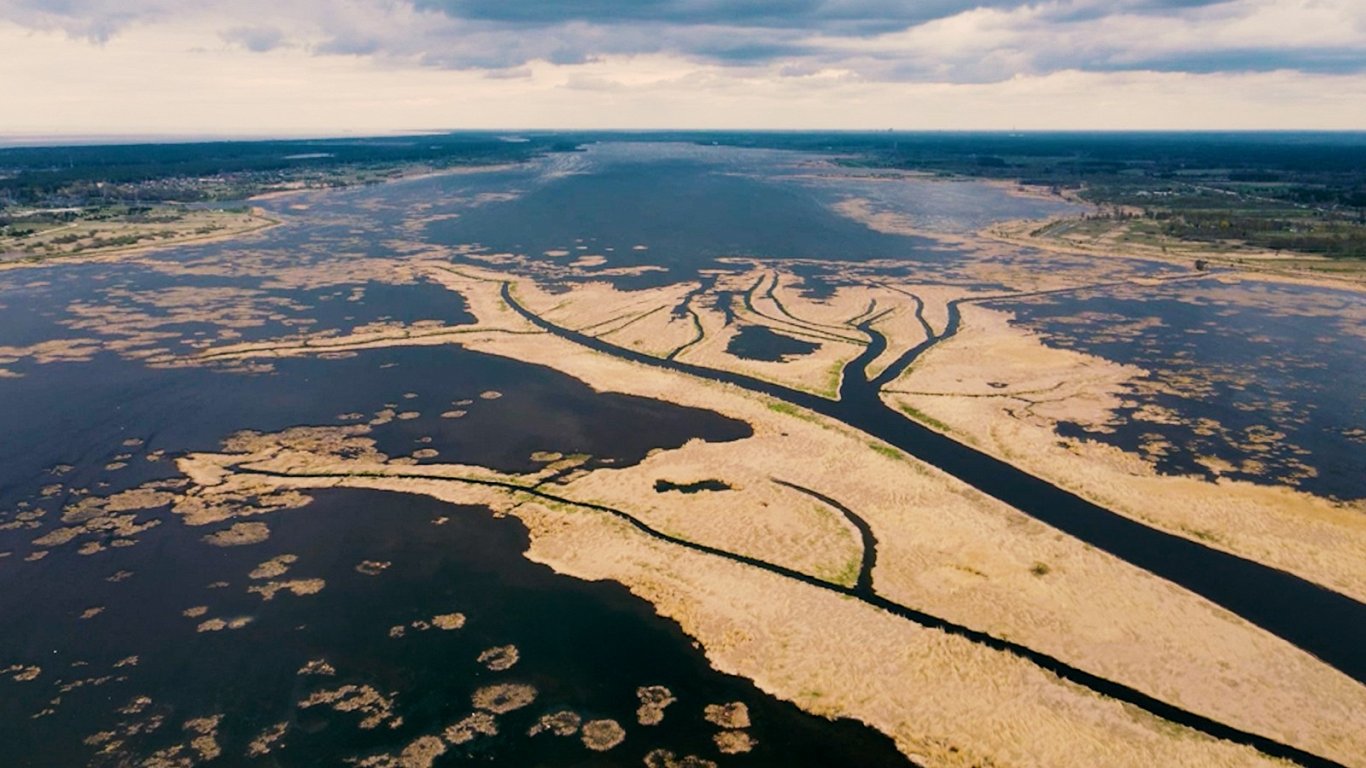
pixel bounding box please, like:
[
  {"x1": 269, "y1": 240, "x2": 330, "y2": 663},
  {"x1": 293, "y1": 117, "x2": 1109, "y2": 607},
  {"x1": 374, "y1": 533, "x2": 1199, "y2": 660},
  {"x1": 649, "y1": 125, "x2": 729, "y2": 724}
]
[
  {"x1": 654, "y1": 479, "x2": 732, "y2": 494},
  {"x1": 508, "y1": 282, "x2": 1366, "y2": 689},
  {"x1": 796, "y1": 172, "x2": 1081, "y2": 236},
  {"x1": 2, "y1": 140, "x2": 1363, "y2": 765},
  {"x1": 0, "y1": 489, "x2": 911, "y2": 767},
  {"x1": 0, "y1": 261, "x2": 913, "y2": 765},
  {"x1": 0, "y1": 344, "x2": 917, "y2": 766},
  {"x1": 423, "y1": 145, "x2": 957, "y2": 287},
  {"x1": 0, "y1": 263, "x2": 474, "y2": 356},
  {"x1": 0, "y1": 345, "x2": 750, "y2": 511},
  {"x1": 724, "y1": 327, "x2": 819, "y2": 362},
  {"x1": 997, "y1": 281, "x2": 1366, "y2": 500}
]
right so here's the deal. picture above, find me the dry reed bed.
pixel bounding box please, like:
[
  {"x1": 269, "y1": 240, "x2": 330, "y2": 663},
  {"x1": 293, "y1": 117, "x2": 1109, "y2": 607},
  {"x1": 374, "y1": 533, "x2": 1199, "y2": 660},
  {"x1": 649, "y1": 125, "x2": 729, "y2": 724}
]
[
  {"x1": 173, "y1": 443, "x2": 1303, "y2": 768},
  {"x1": 178, "y1": 266, "x2": 1366, "y2": 766},
  {"x1": 889, "y1": 302, "x2": 1366, "y2": 604}
]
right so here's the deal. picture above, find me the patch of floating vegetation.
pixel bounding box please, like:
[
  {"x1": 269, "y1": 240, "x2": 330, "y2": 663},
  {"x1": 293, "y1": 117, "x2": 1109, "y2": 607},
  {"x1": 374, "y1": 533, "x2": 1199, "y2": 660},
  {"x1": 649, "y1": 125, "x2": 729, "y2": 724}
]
[
  {"x1": 477, "y1": 644, "x2": 519, "y2": 671},
  {"x1": 389, "y1": 611, "x2": 467, "y2": 637},
  {"x1": 79, "y1": 606, "x2": 104, "y2": 619},
  {"x1": 202, "y1": 521, "x2": 270, "y2": 547},
  {"x1": 580, "y1": 718, "x2": 626, "y2": 751},
  {"x1": 298, "y1": 659, "x2": 336, "y2": 676},
  {"x1": 139, "y1": 715, "x2": 224, "y2": 768},
  {"x1": 249, "y1": 553, "x2": 297, "y2": 579},
  {"x1": 431, "y1": 612, "x2": 466, "y2": 630},
  {"x1": 299, "y1": 684, "x2": 401, "y2": 730},
  {"x1": 119, "y1": 695, "x2": 153, "y2": 715},
  {"x1": 196, "y1": 617, "x2": 252, "y2": 632},
  {"x1": 355, "y1": 559, "x2": 391, "y2": 575},
  {"x1": 652, "y1": 479, "x2": 732, "y2": 494},
  {"x1": 28, "y1": 484, "x2": 174, "y2": 553},
  {"x1": 644, "y1": 749, "x2": 718, "y2": 768},
  {"x1": 529, "y1": 710, "x2": 582, "y2": 737},
  {"x1": 351, "y1": 735, "x2": 450, "y2": 768},
  {"x1": 703, "y1": 701, "x2": 750, "y2": 729},
  {"x1": 399, "y1": 735, "x2": 447, "y2": 768},
  {"x1": 472, "y1": 683, "x2": 537, "y2": 714},
  {"x1": 172, "y1": 482, "x2": 312, "y2": 528},
  {"x1": 185, "y1": 716, "x2": 223, "y2": 761},
  {"x1": 479, "y1": 390, "x2": 502, "y2": 400},
  {"x1": 5, "y1": 664, "x2": 41, "y2": 682},
  {"x1": 246, "y1": 721, "x2": 288, "y2": 757},
  {"x1": 444, "y1": 711, "x2": 498, "y2": 744},
  {"x1": 636, "y1": 685, "x2": 677, "y2": 726},
  {"x1": 248, "y1": 578, "x2": 325, "y2": 601},
  {"x1": 182, "y1": 606, "x2": 208, "y2": 618},
  {"x1": 714, "y1": 730, "x2": 757, "y2": 754}
]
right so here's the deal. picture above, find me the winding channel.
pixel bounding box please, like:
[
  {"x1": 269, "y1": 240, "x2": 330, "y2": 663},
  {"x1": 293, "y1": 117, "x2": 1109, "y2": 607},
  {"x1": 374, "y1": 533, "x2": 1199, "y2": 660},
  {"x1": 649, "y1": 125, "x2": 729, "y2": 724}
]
[
  {"x1": 192, "y1": 274, "x2": 1358, "y2": 765},
  {"x1": 233, "y1": 462, "x2": 1343, "y2": 768},
  {"x1": 499, "y1": 281, "x2": 1366, "y2": 689},
  {"x1": 773, "y1": 478, "x2": 878, "y2": 595}
]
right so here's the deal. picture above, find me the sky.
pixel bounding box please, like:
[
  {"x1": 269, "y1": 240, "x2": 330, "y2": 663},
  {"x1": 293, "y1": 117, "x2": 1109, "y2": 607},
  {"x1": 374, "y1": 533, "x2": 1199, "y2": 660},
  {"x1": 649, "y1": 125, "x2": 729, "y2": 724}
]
[{"x1": 0, "y1": 0, "x2": 1363, "y2": 135}]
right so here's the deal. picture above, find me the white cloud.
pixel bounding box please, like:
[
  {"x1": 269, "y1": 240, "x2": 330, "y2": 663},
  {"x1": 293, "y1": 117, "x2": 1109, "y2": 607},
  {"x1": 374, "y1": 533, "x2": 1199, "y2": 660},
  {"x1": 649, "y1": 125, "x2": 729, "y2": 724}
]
[
  {"x1": 0, "y1": 0, "x2": 1362, "y2": 133},
  {"x1": 804, "y1": 0, "x2": 1366, "y2": 80}
]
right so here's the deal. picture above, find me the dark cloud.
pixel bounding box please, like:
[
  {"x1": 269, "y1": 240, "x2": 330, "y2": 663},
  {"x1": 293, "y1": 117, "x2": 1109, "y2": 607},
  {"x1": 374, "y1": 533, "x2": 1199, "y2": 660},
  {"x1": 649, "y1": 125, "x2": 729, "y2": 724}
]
[
  {"x1": 1043, "y1": 0, "x2": 1235, "y2": 23},
  {"x1": 0, "y1": 0, "x2": 154, "y2": 42},
  {"x1": 1092, "y1": 48, "x2": 1366, "y2": 75},
  {"x1": 690, "y1": 39, "x2": 815, "y2": 62},
  {"x1": 222, "y1": 25, "x2": 285, "y2": 52},
  {"x1": 415, "y1": 0, "x2": 818, "y2": 26},
  {"x1": 315, "y1": 34, "x2": 382, "y2": 56},
  {"x1": 482, "y1": 66, "x2": 533, "y2": 79},
  {"x1": 411, "y1": 0, "x2": 1035, "y2": 34},
  {"x1": 0, "y1": 0, "x2": 1358, "y2": 81}
]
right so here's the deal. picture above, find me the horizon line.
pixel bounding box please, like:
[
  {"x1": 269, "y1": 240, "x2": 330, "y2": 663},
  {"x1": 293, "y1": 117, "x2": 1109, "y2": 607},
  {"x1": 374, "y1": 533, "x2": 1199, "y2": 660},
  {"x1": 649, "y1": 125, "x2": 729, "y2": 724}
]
[{"x1": 4, "y1": 127, "x2": 1366, "y2": 150}]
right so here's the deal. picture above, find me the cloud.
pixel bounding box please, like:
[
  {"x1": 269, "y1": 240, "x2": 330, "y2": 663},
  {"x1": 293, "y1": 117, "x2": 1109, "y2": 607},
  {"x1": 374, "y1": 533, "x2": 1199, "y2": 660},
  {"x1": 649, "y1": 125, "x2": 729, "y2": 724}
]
[
  {"x1": 1, "y1": 17, "x2": 1362, "y2": 133},
  {"x1": 0, "y1": 0, "x2": 1361, "y2": 82},
  {"x1": 0, "y1": 0, "x2": 161, "y2": 41},
  {"x1": 1092, "y1": 49, "x2": 1366, "y2": 75},
  {"x1": 221, "y1": 25, "x2": 285, "y2": 52},
  {"x1": 805, "y1": 0, "x2": 1366, "y2": 80},
  {"x1": 409, "y1": 0, "x2": 1028, "y2": 32}
]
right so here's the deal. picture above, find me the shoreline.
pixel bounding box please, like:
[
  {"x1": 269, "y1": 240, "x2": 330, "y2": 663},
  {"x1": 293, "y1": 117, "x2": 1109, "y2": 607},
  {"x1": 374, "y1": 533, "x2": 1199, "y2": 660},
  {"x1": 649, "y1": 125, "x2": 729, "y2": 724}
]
[
  {"x1": 0, "y1": 208, "x2": 282, "y2": 272},
  {"x1": 246, "y1": 161, "x2": 528, "y2": 202},
  {"x1": 170, "y1": 269, "x2": 1365, "y2": 766},
  {"x1": 196, "y1": 263, "x2": 1366, "y2": 604},
  {"x1": 0, "y1": 160, "x2": 529, "y2": 272},
  {"x1": 976, "y1": 187, "x2": 1366, "y2": 292}
]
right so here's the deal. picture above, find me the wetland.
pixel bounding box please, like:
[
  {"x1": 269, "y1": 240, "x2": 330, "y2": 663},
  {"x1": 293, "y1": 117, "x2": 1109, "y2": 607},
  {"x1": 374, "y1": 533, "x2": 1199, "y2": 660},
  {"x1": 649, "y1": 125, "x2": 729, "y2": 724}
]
[{"x1": 1, "y1": 135, "x2": 1363, "y2": 768}]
